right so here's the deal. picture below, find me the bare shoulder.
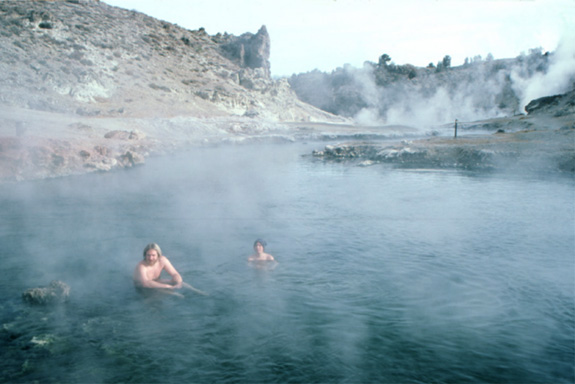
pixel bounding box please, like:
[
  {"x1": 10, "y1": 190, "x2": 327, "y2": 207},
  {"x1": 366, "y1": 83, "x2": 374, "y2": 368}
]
[{"x1": 248, "y1": 253, "x2": 276, "y2": 262}]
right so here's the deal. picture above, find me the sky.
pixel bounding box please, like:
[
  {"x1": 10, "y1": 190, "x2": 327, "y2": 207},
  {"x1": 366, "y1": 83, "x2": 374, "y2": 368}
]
[{"x1": 104, "y1": 0, "x2": 574, "y2": 77}]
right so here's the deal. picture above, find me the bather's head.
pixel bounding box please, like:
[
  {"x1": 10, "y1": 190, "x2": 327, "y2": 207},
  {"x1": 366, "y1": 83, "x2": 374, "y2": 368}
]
[
  {"x1": 253, "y1": 239, "x2": 267, "y2": 252},
  {"x1": 143, "y1": 243, "x2": 162, "y2": 260}
]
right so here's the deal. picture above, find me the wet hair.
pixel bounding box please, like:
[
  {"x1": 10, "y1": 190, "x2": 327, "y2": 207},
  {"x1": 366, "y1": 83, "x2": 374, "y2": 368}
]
[
  {"x1": 253, "y1": 239, "x2": 267, "y2": 249},
  {"x1": 143, "y1": 243, "x2": 162, "y2": 259}
]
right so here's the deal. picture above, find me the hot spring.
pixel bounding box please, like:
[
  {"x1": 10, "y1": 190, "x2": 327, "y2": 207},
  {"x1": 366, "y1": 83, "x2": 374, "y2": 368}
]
[{"x1": 1, "y1": 142, "x2": 573, "y2": 383}]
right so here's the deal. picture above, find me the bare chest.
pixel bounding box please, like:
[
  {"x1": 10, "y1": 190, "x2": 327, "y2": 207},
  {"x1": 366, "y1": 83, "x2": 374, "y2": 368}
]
[{"x1": 143, "y1": 262, "x2": 164, "y2": 280}]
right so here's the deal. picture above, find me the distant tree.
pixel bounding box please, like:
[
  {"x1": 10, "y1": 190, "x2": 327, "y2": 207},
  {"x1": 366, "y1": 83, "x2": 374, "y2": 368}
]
[
  {"x1": 405, "y1": 64, "x2": 417, "y2": 79},
  {"x1": 378, "y1": 54, "x2": 391, "y2": 67},
  {"x1": 464, "y1": 57, "x2": 470, "y2": 67},
  {"x1": 442, "y1": 55, "x2": 451, "y2": 69},
  {"x1": 529, "y1": 47, "x2": 543, "y2": 56},
  {"x1": 436, "y1": 60, "x2": 443, "y2": 72},
  {"x1": 427, "y1": 62, "x2": 435, "y2": 69},
  {"x1": 486, "y1": 53, "x2": 494, "y2": 61}
]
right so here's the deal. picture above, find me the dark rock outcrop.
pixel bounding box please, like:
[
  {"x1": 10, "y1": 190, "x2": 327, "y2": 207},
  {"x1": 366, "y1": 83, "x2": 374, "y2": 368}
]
[
  {"x1": 524, "y1": 89, "x2": 575, "y2": 117},
  {"x1": 22, "y1": 280, "x2": 70, "y2": 305}
]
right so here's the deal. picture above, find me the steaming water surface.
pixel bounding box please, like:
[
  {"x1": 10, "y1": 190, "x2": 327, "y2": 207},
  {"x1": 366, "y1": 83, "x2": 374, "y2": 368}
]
[{"x1": 1, "y1": 142, "x2": 574, "y2": 383}]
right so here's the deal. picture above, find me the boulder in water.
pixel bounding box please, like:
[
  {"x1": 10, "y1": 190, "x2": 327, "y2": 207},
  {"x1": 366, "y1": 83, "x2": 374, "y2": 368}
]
[{"x1": 22, "y1": 280, "x2": 70, "y2": 305}]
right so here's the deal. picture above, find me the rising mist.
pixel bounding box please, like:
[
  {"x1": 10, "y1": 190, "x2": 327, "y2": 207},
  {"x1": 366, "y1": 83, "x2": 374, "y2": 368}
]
[{"x1": 289, "y1": 36, "x2": 575, "y2": 128}]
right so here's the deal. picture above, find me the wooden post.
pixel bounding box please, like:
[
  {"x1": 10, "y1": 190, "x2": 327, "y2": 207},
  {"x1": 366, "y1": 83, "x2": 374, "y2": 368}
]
[{"x1": 454, "y1": 119, "x2": 458, "y2": 138}]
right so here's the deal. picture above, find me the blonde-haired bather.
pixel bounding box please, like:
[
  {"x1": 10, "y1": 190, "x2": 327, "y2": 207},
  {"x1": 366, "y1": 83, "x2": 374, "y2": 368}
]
[{"x1": 134, "y1": 243, "x2": 207, "y2": 296}]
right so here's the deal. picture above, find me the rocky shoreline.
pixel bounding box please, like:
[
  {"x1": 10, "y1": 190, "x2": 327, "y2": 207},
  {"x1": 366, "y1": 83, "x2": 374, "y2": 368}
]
[
  {"x1": 0, "y1": 105, "x2": 320, "y2": 183},
  {"x1": 311, "y1": 92, "x2": 575, "y2": 174},
  {"x1": 1, "y1": 108, "x2": 573, "y2": 184}
]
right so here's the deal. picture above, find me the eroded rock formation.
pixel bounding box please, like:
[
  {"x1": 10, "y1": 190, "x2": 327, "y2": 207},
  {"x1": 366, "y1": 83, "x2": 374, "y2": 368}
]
[{"x1": 218, "y1": 25, "x2": 271, "y2": 77}]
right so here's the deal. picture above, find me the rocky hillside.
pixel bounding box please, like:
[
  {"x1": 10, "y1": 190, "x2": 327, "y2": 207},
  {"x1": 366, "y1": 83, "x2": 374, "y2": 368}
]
[
  {"x1": 0, "y1": 0, "x2": 351, "y2": 183},
  {"x1": 0, "y1": 0, "x2": 340, "y2": 121}
]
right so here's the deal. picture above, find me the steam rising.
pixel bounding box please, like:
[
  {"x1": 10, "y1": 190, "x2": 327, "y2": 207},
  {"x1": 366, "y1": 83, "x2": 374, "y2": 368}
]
[
  {"x1": 289, "y1": 39, "x2": 575, "y2": 128},
  {"x1": 513, "y1": 34, "x2": 575, "y2": 108}
]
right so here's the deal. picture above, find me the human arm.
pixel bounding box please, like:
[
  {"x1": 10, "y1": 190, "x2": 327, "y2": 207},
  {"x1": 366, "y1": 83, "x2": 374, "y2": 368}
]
[{"x1": 161, "y1": 256, "x2": 183, "y2": 288}]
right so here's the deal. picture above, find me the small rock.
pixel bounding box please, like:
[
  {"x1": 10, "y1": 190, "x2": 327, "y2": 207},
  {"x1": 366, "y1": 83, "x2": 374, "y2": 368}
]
[
  {"x1": 22, "y1": 280, "x2": 70, "y2": 305},
  {"x1": 118, "y1": 150, "x2": 145, "y2": 167},
  {"x1": 104, "y1": 130, "x2": 145, "y2": 140}
]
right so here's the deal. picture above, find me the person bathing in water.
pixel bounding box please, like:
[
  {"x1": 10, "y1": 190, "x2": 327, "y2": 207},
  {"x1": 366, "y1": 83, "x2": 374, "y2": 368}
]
[
  {"x1": 134, "y1": 243, "x2": 208, "y2": 296},
  {"x1": 248, "y1": 239, "x2": 276, "y2": 262},
  {"x1": 134, "y1": 243, "x2": 183, "y2": 290}
]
